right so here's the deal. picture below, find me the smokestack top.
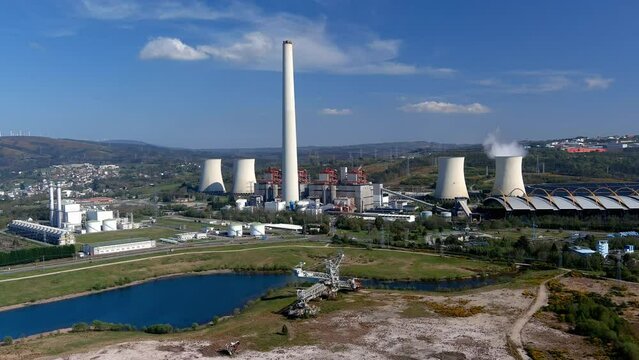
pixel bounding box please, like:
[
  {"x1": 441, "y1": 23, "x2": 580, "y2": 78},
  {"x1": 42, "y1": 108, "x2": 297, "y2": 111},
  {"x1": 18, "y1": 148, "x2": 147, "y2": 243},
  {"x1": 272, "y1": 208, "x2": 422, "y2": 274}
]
[{"x1": 283, "y1": 40, "x2": 293, "y2": 45}]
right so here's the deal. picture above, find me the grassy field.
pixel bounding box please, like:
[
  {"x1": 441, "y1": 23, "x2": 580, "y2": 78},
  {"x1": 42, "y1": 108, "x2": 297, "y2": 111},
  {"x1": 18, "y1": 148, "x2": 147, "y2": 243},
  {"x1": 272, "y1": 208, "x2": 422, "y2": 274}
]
[
  {"x1": 75, "y1": 227, "x2": 179, "y2": 244},
  {"x1": 0, "y1": 243, "x2": 506, "y2": 308},
  {"x1": 154, "y1": 218, "x2": 206, "y2": 232}
]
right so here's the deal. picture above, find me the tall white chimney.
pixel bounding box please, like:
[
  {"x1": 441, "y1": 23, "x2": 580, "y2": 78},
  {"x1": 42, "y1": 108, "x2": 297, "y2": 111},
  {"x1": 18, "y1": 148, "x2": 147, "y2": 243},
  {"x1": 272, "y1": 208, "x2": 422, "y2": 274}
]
[
  {"x1": 282, "y1": 40, "x2": 299, "y2": 203},
  {"x1": 49, "y1": 184, "x2": 55, "y2": 226},
  {"x1": 56, "y1": 183, "x2": 63, "y2": 228}
]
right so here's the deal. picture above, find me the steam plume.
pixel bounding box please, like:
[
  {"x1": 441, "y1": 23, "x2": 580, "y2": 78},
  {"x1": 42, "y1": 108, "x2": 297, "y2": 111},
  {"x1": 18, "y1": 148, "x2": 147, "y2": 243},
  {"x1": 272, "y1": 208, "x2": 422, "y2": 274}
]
[{"x1": 483, "y1": 132, "x2": 527, "y2": 159}]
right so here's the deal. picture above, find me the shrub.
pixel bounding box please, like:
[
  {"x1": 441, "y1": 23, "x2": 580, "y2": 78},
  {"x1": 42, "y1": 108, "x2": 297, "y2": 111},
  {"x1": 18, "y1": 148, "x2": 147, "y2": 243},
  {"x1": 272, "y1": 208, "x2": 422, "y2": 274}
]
[
  {"x1": 281, "y1": 324, "x2": 289, "y2": 336},
  {"x1": 2, "y1": 336, "x2": 13, "y2": 346},
  {"x1": 144, "y1": 324, "x2": 174, "y2": 334},
  {"x1": 71, "y1": 322, "x2": 90, "y2": 332}
]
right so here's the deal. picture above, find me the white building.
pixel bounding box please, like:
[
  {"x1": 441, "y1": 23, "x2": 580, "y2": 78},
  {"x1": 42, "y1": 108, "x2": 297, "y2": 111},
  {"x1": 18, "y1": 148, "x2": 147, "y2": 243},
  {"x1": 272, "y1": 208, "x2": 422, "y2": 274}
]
[
  {"x1": 597, "y1": 240, "x2": 609, "y2": 258},
  {"x1": 83, "y1": 239, "x2": 156, "y2": 256}
]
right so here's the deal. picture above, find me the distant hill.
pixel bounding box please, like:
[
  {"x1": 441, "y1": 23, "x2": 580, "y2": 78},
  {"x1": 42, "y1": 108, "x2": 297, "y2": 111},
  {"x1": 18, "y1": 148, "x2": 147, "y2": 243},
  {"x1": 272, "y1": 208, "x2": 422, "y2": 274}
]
[{"x1": 0, "y1": 136, "x2": 468, "y2": 172}]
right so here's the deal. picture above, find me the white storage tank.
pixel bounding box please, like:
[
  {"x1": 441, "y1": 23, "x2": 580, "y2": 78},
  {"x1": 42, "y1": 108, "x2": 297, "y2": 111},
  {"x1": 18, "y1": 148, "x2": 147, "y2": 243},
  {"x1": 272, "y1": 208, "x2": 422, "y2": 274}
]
[
  {"x1": 86, "y1": 220, "x2": 102, "y2": 233},
  {"x1": 235, "y1": 199, "x2": 247, "y2": 211},
  {"x1": 102, "y1": 219, "x2": 118, "y2": 231},
  {"x1": 227, "y1": 223, "x2": 243, "y2": 237},
  {"x1": 249, "y1": 223, "x2": 266, "y2": 237},
  {"x1": 420, "y1": 210, "x2": 433, "y2": 219},
  {"x1": 440, "y1": 211, "x2": 452, "y2": 221}
]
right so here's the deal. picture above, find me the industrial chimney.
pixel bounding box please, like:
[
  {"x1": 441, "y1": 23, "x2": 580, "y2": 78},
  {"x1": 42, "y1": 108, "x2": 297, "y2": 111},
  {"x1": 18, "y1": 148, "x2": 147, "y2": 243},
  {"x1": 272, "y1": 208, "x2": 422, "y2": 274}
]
[
  {"x1": 49, "y1": 184, "x2": 55, "y2": 227},
  {"x1": 434, "y1": 157, "x2": 469, "y2": 200},
  {"x1": 199, "y1": 159, "x2": 225, "y2": 193},
  {"x1": 282, "y1": 40, "x2": 300, "y2": 203},
  {"x1": 56, "y1": 183, "x2": 63, "y2": 228},
  {"x1": 231, "y1": 159, "x2": 257, "y2": 195},
  {"x1": 491, "y1": 156, "x2": 526, "y2": 196}
]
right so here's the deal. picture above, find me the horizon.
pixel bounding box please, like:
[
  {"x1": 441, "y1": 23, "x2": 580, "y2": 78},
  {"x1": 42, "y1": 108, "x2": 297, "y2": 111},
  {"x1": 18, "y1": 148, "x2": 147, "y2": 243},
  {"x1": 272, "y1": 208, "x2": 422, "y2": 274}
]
[{"x1": 1, "y1": 1, "x2": 637, "y2": 148}]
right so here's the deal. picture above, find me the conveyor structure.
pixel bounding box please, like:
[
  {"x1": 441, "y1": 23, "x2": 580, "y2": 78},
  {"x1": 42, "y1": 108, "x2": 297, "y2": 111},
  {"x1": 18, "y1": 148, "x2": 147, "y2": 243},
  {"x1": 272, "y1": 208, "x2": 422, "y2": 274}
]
[{"x1": 286, "y1": 253, "x2": 361, "y2": 317}]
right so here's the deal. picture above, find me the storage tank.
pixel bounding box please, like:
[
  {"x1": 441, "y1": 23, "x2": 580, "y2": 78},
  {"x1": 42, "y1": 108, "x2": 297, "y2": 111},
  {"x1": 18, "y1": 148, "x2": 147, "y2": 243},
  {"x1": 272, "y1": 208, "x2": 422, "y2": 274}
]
[
  {"x1": 231, "y1": 159, "x2": 257, "y2": 195},
  {"x1": 420, "y1": 210, "x2": 433, "y2": 219},
  {"x1": 227, "y1": 223, "x2": 243, "y2": 237},
  {"x1": 434, "y1": 157, "x2": 469, "y2": 200},
  {"x1": 249, "y1": 223, "x2": 266, "y2": 237},
  {"x1": 235, "y1": 199, "x2": 247, "y2": 211},
  {"x1": 199, "y1": 159, "x2": 225, "y2": 193},
  {"x1": 440, "y1": 211, "x2": 452, "y2": 221},
  {"x1": 86, "y1": 220, "x2": 102, "y2": 233},
  {"x1": 491, "y1": 156, "x2": 526, "y2": 196},
  {"x1": 102, "y1": 219, "x2": 118, "y2": 231}
]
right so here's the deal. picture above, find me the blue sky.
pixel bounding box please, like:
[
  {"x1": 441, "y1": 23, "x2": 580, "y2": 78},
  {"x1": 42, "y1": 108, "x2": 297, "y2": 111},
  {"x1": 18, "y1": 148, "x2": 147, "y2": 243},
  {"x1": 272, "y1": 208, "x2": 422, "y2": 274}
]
[{"x1": 0, "y1": 0, "x2": 636, "y2": 148}]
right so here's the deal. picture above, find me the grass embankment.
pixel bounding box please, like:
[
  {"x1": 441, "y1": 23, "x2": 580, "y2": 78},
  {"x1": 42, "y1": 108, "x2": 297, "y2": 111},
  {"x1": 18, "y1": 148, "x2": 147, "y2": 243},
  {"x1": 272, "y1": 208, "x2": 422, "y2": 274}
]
[
  {"x1": 0, "y1": 243, "x2": 505, "y2": 308},
  {"x1": 75, "y1": 227, "x2": 179, "y2": 244}
]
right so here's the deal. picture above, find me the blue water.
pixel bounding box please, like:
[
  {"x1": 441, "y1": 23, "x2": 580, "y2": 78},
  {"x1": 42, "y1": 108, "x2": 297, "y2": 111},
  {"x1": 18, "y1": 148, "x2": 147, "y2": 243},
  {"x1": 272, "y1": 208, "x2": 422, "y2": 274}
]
[
  {"x1": 0, "y1": 273, "x2": 295, "y2": 339},
  {"x1": 0, "y1": 272, "x2": 513, "y2": 339}
]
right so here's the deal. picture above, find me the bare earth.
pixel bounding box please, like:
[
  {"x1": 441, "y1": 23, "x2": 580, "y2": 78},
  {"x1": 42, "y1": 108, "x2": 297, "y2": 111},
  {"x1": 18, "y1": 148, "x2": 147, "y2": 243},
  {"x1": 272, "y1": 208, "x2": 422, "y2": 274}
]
[{"x1": 54, "y1": 288, "x2": 533, "y2": 360}]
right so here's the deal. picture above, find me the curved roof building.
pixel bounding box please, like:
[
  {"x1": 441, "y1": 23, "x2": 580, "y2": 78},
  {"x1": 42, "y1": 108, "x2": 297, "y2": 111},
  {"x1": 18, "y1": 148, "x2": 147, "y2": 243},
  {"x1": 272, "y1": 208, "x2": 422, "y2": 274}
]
[
  {"x1": 231, "y1": 159, "x2": 257, "y2": 195},
  {"x1": 199, "y1": 159, "x2": 225, "y2": 193},
  {"x1": 492, "y1": 156, "x2": 526, "y2": 196},
  {"x1": 434, "y1": 157, "x2": 469, "y2": 200}
]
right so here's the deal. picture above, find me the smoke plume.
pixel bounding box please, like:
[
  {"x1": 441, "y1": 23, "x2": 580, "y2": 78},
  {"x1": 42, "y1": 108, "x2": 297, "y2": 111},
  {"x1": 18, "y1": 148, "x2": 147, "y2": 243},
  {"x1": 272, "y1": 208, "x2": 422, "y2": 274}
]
[{"x1": 482, "y1": 132, "x2": 527, "y2": 159}]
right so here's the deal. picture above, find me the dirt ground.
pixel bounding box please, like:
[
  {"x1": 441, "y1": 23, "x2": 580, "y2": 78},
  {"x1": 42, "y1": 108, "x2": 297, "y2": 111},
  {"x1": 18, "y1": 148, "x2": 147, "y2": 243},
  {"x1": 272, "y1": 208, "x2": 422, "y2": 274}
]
[
  {"x1": 521, "y1": 275, "x2": 639, "y2": 359},
  {"x1": 54, "y1": 288, "x2": 534, "y2": 360}
]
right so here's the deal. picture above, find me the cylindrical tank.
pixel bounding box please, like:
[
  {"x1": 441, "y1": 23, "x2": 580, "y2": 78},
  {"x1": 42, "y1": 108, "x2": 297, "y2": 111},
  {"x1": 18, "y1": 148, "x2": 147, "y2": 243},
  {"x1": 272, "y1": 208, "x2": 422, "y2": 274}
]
[
  {"x1": 231, "y1": 159, "x2": 257, "y2": 195},
  {"x1": 440, "y1": 211, "x2": 452, "y2": 220},
  {"x1": 227, "y1": 223, "x2": 243, "y2": 237},
  {"x1": 491, "y1": 156, "x2": 526, "y2": 196},
  {"x1": 330, "y1": 185, "x2": 337, "y2": 203},
  {"x1": 199, "y1": 159, "x2": 225, "y2": 193},
  {"x1": 420, "y1": 210, "x2": 433, "y2": 219},
  {"x1": 249, "y1": 223, "x2": 266, "y2": 237},
  {"x1": 434, "y1": 157, "x2": 469, "y2": 200},
  {"x1": 235, "y1": 199, "x2": 247, "y2": 211},
  {"x1": 102, "y1": 219, "x2": 118, "y2": 231},
  {"x1": 86, "y1": 220, "x2": 102, "y2": 233}
]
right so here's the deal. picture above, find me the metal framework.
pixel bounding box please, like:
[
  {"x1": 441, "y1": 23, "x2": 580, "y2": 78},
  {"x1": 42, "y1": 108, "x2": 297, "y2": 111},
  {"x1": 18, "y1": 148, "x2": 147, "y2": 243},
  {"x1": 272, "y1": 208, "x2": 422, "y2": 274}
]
[{"x1": 286, "y1": 253, "x2": 361, "y2": 317}]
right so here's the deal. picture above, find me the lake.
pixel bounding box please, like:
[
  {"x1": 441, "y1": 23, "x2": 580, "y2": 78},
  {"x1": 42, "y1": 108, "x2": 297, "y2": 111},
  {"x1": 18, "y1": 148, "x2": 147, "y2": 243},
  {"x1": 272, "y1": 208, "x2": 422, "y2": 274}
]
[{"x1": 0, "y1": 272, "x2": 510, "y2": 339}]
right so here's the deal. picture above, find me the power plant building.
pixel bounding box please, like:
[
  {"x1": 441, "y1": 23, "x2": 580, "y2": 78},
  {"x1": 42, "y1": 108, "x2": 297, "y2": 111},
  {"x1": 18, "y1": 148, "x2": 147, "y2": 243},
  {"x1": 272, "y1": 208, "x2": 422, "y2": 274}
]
[
  {"x1": 83, "y1": 239, "x2": 156, "y2": 256},
  {"x1": 8, "y1": 220, "x2": 75, "y2": 245},
  {"x1": 199, "y1": 159, "x2": 225, "y2": 193},
  {"x1": 434, "y1": 157, "x2": 469, "y2": 200}
]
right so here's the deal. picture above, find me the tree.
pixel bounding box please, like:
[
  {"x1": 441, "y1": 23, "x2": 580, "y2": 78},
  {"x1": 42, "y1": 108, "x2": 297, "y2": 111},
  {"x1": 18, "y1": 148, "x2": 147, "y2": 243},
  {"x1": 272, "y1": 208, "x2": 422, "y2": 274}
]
[
  {"x1": 2, "y1": 336, "x2": 13, "y2": 345},
  {"x1": 374, "y1": 217, "x2": 384, "y2": 231},
  {"x1": 280, "y1": 324, "x2": 289, "y2": 336},
  {"x1": 514, "y1": 235, "x2": 531, "y2": 254}
]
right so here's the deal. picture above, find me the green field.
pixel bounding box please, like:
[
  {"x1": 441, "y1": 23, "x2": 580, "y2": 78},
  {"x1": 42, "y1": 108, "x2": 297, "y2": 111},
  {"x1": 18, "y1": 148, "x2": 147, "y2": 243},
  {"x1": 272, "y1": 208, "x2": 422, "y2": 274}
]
[
  {"x1": 75, "y1": 227, "x2": 179, "y2": 244},
  {"x1": 0, "y1": 243, "x2": 506, "y2": 308},
  {"x1": 154, "y1": 218, "x2": 206, "y2": 232}
]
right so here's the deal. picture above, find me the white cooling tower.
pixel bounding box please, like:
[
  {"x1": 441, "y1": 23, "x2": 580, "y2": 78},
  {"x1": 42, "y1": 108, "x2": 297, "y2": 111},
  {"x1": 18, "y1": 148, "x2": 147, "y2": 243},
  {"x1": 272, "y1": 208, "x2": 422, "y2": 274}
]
[
  {"x1": 491, "y1": 156, "x2": 526, "y2": 196},
  {"x1": 231, "y1": 159, "x2": 257, "y2": 195},
  {"x1": 199, "y1": 159, "x2": 225, "y2": 193},
  {"x1": 282, "y1": 40, "x2": 300, "y2": 203},
  {"x1": 433, "y1": 157, "x2": 469, "y2": 200}
]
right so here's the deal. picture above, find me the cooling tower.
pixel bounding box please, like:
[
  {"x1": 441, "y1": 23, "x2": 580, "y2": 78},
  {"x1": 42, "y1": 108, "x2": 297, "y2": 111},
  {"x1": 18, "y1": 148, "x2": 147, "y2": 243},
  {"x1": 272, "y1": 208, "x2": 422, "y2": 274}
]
[
  {"x1": 199, "y1": 159, "x2": 225, "y2": 193},
  {"x1": 433, "y1": 157, "x2": 469, "y2": 200},
  {"x1": 491, "y1": 156, "x2": 526, "y2": 196},
  {"x1": 282, "y1": 40, "x2": 300, "y2": 203},
  {"x1": 231, "y1": 159, "x2": 257, "y2": 195}
]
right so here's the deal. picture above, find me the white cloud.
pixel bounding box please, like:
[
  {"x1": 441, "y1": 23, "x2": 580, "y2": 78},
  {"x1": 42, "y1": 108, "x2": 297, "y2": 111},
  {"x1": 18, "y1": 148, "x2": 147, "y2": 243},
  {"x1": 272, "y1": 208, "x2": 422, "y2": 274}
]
[
  {"x1": 320, "y1": 108, "x2": 352, "y2": 116},
  {"x1": 476, "y1": 70, "x2": 613, "y2": 93},
  {"x1": 585, "y1": 76, "x2": 614, "y2": 90},
  {"x1": 400, "y1": 101, "x2": 490, "y2": 114},
  {"x1": 139, "y1": 37, "x2": 208, "y2": 61},
  {"x1": 88, "y1": 1, "x2": 454, "y2": 75}
]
